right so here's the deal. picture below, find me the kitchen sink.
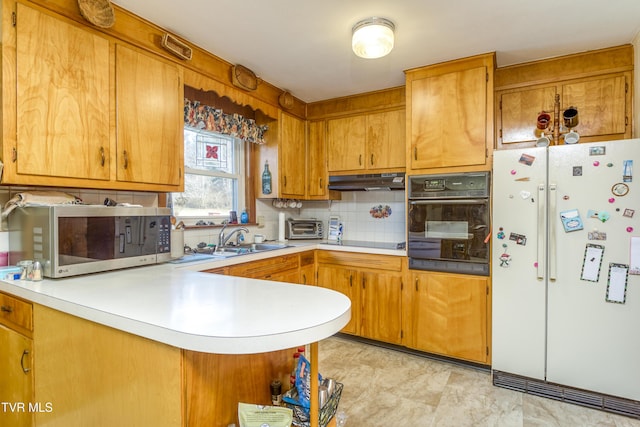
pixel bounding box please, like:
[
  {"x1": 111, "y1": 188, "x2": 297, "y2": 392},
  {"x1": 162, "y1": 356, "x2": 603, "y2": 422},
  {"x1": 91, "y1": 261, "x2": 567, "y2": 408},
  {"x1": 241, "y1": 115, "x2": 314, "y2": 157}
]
[
  {"x1": 238, "y1": 243, "x2": 290, "y2": 252},
  {"x1": 170, "y1": 243, "x2": 290, "y2": 264}
]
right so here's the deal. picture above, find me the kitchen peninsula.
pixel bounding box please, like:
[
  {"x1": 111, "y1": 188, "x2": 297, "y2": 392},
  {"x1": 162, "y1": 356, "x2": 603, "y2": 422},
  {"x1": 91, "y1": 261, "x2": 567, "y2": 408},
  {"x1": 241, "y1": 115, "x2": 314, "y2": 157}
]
[{"x1": 0, "y1": 262, "x2": 351, "y2": 426}]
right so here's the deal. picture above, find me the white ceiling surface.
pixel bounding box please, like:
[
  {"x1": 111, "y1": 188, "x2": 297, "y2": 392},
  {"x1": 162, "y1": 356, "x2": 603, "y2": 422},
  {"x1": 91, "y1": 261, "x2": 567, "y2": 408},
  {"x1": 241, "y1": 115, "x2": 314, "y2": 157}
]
[{"x1": 112, "y1": 0, "x2": 640, "y2": 103}]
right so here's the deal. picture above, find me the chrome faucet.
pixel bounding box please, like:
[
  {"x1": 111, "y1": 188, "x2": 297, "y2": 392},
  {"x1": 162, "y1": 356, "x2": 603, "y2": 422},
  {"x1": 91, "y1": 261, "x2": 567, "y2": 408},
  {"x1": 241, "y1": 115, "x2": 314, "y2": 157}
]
[{"x1": 218, "y1": 224, "x2": 250, "y2": 247}]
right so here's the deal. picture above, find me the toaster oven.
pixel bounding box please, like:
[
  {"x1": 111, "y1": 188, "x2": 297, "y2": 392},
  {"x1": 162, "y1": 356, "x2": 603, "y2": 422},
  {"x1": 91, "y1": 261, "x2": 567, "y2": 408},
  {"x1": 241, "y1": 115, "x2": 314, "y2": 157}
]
[{"x1": 285, "y1": 219, "x2": 324, "y2": 240}]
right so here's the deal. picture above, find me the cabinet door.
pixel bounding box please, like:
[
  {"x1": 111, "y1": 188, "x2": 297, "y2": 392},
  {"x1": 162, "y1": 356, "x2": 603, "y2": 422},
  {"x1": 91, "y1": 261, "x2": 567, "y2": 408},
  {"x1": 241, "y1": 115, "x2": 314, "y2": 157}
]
[
  {"x1": 366, "y1": 110, "x2": 405, "y2": 170},
  {"x1": 562, "y1": 75, "x2": 627, "y2": 139},
  {"x1": 307, "y1": 120, "x2": 328, "y2": 198},
  {"x1": 327, "y1": 116, "x2": 366, "y2": 172},
  {"x1": 0, "y1": 325, "x2": 33, "y2": 427},
  {"x1": 317, "y1": 264, "x2": 359, "y2": 334},
  {"x1": 116, "y1": 44, "x2": 183, "y2": 186},
  {"x1": 411, "y1": 272, "x2": 489, "y2": 364},
  {"x1": 16, "y1": 4, "x2": 110, "y2": 181},
  {"x1": 360, "y1": 271, "x2": 402, "y2": 344},
  {"x1": 498, "y1": 86, "x2": 557, "y2": 146},
  {"x1": 279, "y1": 112, "x2": 306, "y2": 198},
  {"x1": 410, "y1": 66, "x2": 487, "y2": 169}
]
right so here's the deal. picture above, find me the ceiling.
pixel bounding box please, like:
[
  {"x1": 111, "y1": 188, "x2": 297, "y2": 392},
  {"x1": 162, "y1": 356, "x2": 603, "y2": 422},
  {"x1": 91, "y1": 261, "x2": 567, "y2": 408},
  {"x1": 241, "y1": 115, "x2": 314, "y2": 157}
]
[{"x1": 111, "y1": 0, "x2": 640, "y2": 103}]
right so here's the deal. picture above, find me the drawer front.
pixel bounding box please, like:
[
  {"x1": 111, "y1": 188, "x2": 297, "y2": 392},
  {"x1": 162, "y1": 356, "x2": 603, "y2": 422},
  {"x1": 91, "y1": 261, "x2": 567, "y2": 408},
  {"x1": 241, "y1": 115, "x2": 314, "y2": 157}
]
[
  {"x1": 0, "y1": 292, "x2": 33, "y2": 333},
  {"x1": 228, "y1": 254, "x2": 299, "y2": 279},
  {"x1": 316, "y1": 250, "x2": 402, "y2": 271}
]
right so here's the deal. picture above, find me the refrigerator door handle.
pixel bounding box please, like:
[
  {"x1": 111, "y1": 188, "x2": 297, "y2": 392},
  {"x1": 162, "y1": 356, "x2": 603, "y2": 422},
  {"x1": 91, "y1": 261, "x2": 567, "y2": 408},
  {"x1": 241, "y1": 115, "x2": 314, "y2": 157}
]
[
  {"x1": 549, "y1": 183, "x2": 557, "y2": 281},
  {"x1": 537, "y1": 183, "x2": 546, "y2": 280}
]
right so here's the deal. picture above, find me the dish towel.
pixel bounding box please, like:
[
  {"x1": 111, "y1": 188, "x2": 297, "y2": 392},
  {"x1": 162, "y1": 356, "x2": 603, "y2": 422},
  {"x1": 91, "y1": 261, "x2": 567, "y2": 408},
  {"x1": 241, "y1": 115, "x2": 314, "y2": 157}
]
[{"x1": 2, "y1": 191, "x2": 82, "y2": 218}]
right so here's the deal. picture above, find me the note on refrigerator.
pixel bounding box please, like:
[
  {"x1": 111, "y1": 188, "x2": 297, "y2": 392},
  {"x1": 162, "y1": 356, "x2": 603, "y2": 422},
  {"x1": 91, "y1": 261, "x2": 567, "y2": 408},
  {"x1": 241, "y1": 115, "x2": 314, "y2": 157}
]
[
  {"x1": 580, "y1": 244, "x2": 604, "y2": 282},
  {"x1": 606, "y1": 263, "x2": 628, "y2": 304}
]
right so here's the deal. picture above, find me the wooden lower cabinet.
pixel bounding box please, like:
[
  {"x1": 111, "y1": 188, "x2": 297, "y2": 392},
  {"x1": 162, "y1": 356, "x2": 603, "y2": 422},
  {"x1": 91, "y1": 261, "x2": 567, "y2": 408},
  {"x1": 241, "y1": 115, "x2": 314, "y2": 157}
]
[
  {"x1": 30, "y1": 304, "x2": 295, "y2": 427},
  {"x1": 317, "y1": 264, "x2": 360, "y2": 334},
  {"x1": 406, "y1": 271, "x2": 490, "y2": 364},
  {"x1": 0, "y1": 324, "x2": 34, "y2": 427},
  {"x1": 316, "y1": 251, "x2": 404, "y2": 345},
  {"x1": 0, "y1": 292, "x2": 34, "y2": 427},
  {"x1": 210, "y1": 251, "x2": 317, "y2": 286}
]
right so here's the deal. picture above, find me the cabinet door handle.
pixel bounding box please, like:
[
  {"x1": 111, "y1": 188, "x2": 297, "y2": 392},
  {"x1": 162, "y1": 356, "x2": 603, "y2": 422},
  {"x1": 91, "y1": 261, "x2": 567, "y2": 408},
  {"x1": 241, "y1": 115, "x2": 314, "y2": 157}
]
[
  {"x1": 370, "y1": 154, "x2": 374, "y2": 166},
  {"x1": 100, "y1": 147, "x2": 105, "y2": 167},
  {"x1": 284, "y1": 176, "x2": 287, "y2": 188},
  {"x1": 319, "y1": 178, "x2": 323, "y2": 189},
  {"x1": 415, "y1": 277, "x2": 419, "y2": 291},
  {"x1": 358, "y1": 154, "x2": 362, "y2": 166},
  {"x1": 362, "y1": 277, "x2": 366, "y2": 289},
  {"x1": 1, "y1": 305, "x2": 13, "y2": 313},
  {"x1": 302, "y1": 274, "x2": 307, "y2": 285},
  {"x1": 349, "y1": 275, "x2": 353, "y2": 287},
  {"x1": 123, "y1": 150, "x2": 129, "y2": 170},
  {"x1": 20, "y1": 350, "x2": 30, "y2": 373},
  {"x1": 413, "y1": 147, "x2": 418, "y2": 161}
]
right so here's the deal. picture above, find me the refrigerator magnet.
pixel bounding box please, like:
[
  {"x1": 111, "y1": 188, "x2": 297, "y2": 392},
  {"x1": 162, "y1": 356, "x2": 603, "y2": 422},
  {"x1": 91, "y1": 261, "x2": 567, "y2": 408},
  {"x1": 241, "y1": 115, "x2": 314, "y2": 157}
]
[
  {"x1": 580, "y1": 243, "x2": 604, "y2": 282},
  {"x1": 623, "y1": 160, "x2": 633, "y2": 182},
  {"x1": 560, "y1": 209, "x2": 584, "y2": 232},
  {"x1": 605, "y1": 263, "x2": 628, "y2": 304}
]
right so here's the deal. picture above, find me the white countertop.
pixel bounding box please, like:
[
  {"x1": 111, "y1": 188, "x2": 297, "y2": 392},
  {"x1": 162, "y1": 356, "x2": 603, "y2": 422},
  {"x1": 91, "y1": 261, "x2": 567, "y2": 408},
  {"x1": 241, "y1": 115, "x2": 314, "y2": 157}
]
[{"x1": 0, "y1": 242, "x2": 403, "y2": 355}]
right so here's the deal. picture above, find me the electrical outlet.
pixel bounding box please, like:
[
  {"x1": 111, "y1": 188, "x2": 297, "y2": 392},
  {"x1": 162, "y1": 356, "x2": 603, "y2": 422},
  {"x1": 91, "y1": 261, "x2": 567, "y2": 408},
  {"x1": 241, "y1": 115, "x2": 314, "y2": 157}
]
[{"x1": 257, "y1": 216, "x2": 265, "y2": 228}]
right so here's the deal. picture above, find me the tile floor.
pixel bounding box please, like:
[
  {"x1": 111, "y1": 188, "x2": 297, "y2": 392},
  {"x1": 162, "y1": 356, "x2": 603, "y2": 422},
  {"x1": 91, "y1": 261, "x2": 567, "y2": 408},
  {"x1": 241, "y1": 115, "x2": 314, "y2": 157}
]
[{"x1": 318, "y1": 336, "x2": 640, "y2": 427}]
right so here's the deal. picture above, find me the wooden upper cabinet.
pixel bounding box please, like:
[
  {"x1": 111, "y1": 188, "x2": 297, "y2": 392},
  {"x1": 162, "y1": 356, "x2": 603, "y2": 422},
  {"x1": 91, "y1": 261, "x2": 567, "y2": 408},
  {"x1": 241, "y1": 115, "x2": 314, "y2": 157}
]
[
  {"x1": 366, "y1": 110, "x2": 405, "y2": 170},
  {"x1": 14, "y1": 3, "x2": 110, "y2": 181},
  {"x1": 406, "y1": 53, "x2": 494, "y2": 172},
  {"x1": 498, "y1": 74, "x2": 630, "y2": 147},
  {"x1": 327, "y1": 115, "x2": 366, "y2": 172},
  {"x1": 495, "y1": 45, "x2": 633, "y2": 149},
  {"x1": 278, "y1": 112, "x2": 306, "y2": 198},
  {"x1": 115, "y1": 44, "x2": 183, "y2": 187},
  {"x1": 307, "y1": 120, "x2": 328, "y2": 199},
  {"x1": 563, "y1": 75, "x2": 628, "y2": 137},
  {"x1": 499, "y1": 86, "x2": 557, "y2": 145},
  {"x1": 327, "y1": 110, "x2": 405, "y2": 173}
]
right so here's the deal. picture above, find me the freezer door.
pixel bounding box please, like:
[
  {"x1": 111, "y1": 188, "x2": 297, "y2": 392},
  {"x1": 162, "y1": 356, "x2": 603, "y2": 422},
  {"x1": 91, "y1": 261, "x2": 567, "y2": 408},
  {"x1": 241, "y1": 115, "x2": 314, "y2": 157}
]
[
  {"x1": 547, "y1": 139, "x2": 640, "y2": 400},
  {"x1": 492, "y1": 147, "x2": 547, "y2": 379}
]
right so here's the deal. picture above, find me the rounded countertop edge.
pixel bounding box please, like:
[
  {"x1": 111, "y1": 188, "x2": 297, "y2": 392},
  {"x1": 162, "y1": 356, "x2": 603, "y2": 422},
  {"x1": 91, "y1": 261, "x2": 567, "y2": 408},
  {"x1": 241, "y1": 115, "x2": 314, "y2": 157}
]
[{"x1": 0, "y1": 266, "x2": 352, "y2": 355}]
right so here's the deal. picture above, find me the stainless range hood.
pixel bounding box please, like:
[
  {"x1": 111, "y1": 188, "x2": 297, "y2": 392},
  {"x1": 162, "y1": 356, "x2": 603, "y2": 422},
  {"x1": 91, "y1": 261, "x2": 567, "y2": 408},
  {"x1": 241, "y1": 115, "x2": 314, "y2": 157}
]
[{"x1": 328, "y1": 172, "x2": 405, "y2": 191}]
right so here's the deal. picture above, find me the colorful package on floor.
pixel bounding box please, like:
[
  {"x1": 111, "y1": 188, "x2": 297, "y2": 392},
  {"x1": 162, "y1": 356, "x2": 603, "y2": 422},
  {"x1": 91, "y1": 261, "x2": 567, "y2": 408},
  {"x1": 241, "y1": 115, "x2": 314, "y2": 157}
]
[{"x1": 294, "y1": 354, "x2": 322, "y2": 410}]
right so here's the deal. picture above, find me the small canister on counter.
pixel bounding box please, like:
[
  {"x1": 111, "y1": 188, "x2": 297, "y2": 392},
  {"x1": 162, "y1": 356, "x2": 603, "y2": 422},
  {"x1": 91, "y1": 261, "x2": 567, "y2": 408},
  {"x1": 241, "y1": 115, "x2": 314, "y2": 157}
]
[{"x1": 17, "y1": 260, "x2": 34, "y2": 280}]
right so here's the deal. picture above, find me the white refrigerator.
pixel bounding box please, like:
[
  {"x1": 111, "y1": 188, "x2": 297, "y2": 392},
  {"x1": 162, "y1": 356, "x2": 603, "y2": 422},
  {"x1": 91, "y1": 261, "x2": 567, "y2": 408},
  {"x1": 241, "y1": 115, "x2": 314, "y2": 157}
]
[{"x1": 492, "y1": 139, "x2": 640, "y2": 407}]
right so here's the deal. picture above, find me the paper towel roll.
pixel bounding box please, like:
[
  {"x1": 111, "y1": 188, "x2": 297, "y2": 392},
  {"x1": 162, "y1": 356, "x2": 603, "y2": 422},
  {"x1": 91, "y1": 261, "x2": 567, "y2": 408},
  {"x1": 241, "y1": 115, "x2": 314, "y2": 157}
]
[{"x1": 278, "y1": 212, "x2": 286, "y2": 242}]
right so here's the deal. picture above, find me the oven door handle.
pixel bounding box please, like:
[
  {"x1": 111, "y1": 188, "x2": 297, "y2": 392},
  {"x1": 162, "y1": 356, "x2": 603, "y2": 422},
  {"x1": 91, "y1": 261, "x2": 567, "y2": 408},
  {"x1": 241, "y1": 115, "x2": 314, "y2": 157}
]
[{"x1": 409, "y1": 199, "x2": 488, "y2": 205}]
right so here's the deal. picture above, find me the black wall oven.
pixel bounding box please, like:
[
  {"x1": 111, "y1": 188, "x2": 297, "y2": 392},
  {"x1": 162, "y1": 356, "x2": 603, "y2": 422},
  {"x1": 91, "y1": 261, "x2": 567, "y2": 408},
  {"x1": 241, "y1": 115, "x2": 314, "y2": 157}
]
[{"x1": 408, "y1": 172, "x2": 491, "y2": 276}]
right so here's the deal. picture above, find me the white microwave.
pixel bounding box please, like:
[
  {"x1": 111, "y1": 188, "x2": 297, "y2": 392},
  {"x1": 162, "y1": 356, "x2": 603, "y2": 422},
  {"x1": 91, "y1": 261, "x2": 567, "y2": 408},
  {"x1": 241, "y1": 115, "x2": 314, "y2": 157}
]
[{"x1": 8, "y1": 205, "x2": 172, "y2": 278}]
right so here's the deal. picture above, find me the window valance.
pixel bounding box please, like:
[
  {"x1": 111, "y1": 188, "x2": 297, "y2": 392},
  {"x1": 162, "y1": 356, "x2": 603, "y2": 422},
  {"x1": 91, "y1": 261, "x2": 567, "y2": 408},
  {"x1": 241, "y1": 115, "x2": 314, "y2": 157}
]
[{"x1": 184, "y1": 98, "x2": 269, "y2": 145}]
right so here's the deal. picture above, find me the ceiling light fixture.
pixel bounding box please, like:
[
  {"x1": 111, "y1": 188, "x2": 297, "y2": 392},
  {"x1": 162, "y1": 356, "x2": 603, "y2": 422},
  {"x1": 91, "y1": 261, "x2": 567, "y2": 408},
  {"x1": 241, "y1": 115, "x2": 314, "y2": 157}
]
[{"x1": 352, "y1": 17, "x2": 395, "y2": 59}]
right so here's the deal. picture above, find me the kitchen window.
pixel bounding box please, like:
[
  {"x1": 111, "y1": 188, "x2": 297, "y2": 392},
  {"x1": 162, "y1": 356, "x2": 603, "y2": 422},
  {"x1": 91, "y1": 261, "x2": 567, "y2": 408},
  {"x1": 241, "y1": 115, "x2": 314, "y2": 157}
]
[{"x1": 170, "y1": 127, "x2": 245, "y2": 223}]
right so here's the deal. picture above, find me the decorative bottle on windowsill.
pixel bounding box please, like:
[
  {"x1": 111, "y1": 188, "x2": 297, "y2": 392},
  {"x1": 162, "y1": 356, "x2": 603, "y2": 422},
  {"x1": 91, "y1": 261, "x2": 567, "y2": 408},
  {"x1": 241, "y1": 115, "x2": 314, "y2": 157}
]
[{"x1": 262, "y1": 161, "x2": 272, "y2": 195}]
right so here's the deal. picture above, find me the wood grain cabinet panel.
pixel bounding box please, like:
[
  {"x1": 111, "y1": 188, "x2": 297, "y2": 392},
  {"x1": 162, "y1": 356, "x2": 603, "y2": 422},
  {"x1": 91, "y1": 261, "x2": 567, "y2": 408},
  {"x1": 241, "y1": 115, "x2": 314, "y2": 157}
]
[
  {"x1": 14, "y1": 3, "x2": 110, "y2": 182},
  {"x1": 0, "y1": 324, "x2": 33, "y2": 427},
  {"x1": 495, "y1": 46, "x2": 633, "y2": 149},
  {"x1": 278, "y1": 112, "x2": 307, "y2": 198},
  {"x1": 115, "y1": 44, "x2": 183, "y2": 187},
  {"x1": 327, "y1": 116, "x2": 367, "y2": 172},
  {"x1": 497, "y1": 74, "x2": 630, "y2": 147},
  {"x1": 409, "y1": 271, "x2": 489, "y2": 364},
  {"x1": 316, "y1": 251, "x2": 404, "y2": 342},
  {"x1": 406, "y1": 53, "x2": 494, "y2": 173}
]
